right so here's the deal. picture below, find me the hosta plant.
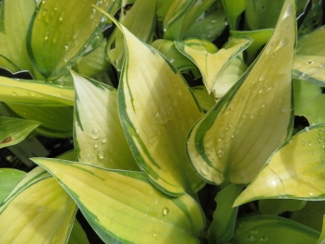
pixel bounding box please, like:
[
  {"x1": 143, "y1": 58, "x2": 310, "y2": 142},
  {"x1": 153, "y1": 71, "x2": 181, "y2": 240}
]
[{"x1": 0, "y1": 0, "x2": 325, "y2": 243}]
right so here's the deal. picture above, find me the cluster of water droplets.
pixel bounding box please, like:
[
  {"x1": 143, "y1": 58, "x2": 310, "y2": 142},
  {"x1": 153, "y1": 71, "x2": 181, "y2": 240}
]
[{"x1": 235, "y1": 222, "x2": 270, "y2": 243}]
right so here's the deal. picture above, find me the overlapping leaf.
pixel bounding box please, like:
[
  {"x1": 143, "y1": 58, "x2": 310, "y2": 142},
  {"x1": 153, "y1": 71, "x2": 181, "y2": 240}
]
[
  {"x1": 175, "y1": 37, "x2": 251, "y2": 94},
  {"x1": 109, "y1": 16, "x2": 206, "y2": 196},
  {"x1": 0, "y1": 116, "x2": 40, "y2": 149},
  {"x1": 0, "y1": 76, "x2": 74, "y2": 106},
  {"x1": 294, "y1": 26, "x2": 325, "y2": 85},
  {"x1": 0, "y1": 0, "x2": 35, "y2": 72},
  {"x1": 32, "y1": 158, "x2": 205, "y2": 243},
  {"x1": 27, "y1": 0, "x2": 115, "y2": 79},
  {"x1": 0, "y1": 167, "x2": 77, "y2": 243},
  {"x1": 234, "y1": 124, "x2": 325, "y2": 206},
  {"x1": 0, "y1": 168, "x2": 26, "y2": 203},
  {"x1": 187, "y1": 0, "x2": 295, "y2": 185},
  {"x1": 294, "y1": 79, "x2": 325, "y2": 125},
  {"x1": 72, "y1": 71, "x2": 138, "y2": 170}
]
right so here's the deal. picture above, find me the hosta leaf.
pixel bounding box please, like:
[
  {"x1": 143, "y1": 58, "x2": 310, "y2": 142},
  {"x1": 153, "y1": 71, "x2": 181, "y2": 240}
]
[
  {"x1": 258, "y1": 199, "x2": 306, "y2": 215},
  {"x1": 110, "y1": 17, "x2": 205, "y2": 196},
  {"x1": 245, "y1": 0, "x2": 284, "y2": 30},
  {"x1": 0, "y1": 168, "x2": 26, "y2": 203},
  {"x1": 163, "y1": 0, "x2": 196, "y2": 40},
  {"x1": 294, "y1": 26, "x2": 325, "y2": 85},
  {"x1": 231, "y1": 215, "x2": 319, "y2": 243},
  {"x1": 151, "y1": 39, "x2": 197, "y2": 73},
  {"x1": 231, "y1": 29, "x2": 274, "y2": 64},
  {"x1": 317, "y1": 215, "x2": 325, "y2": 244},
  {"x1": 6, "y1": 103, "x2": 73, "y2": 138},
  {"x1": 27, "y1": 0, "x2": 114, "y2": 80},
  {"x1": 0, "y1": 167, "x2": 77, "y2": 243},
  {"x1": 68, "y1": 220, "x2": 89, "y2": 244},
  {"x1": 234, "y1": 123, "x2": 325, "y2": 206},
  {"x1": 182, "y1": 10, "x2": 228, "y2": 41},
  {"x1": 0, "y1": 0, "x2": 35, "y2": 72},
  {"x1": 187, "y1": 0, "x2": 295, "y2": 185},
  {"x1": 32, "y1": 158, "x2": 205, "y2": 243},
  {"x1": 107, "y1": 0, "x2": 156, "y2": 70},
  {"x1": 222, "y1": 0, "x2": 246, "y2": 30},
  {"x1": 213, "y1": 55, "x2": 247, "y2": 99},
  {"x1": 291, "y1": 201, "x2": 325, "y2": 232},
  {"x1": 208, "y1": 184, "x2": 242, "y2": 244},
  {"x1": 75, "y1": 40, "x2": 110, "y2": 78},
  {"x1": 0, "y1": 116, "x2": 40, "y2": 149},
  {"x1": 294, "y1": 79, "x2": 325, "y2": 125},
  {"x1": 191, "y1": 86, "x2": 216, "y2": 111},
  {"x1": 72, "y1": 71, "x2": 138, "y2": 170},
  {"x1": 298, "y1": 0, "x2": 323, "y2": 36},
  {"x1": 175, "y1": 37, "x2": 251, "y2": 93},
  {"x1": 0, "y1": 77, "x2": 74, "y2": 106}
]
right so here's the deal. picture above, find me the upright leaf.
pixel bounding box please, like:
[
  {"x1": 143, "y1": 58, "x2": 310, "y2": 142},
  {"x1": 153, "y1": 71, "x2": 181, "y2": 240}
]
[
  {"x1": 109, "y1": 17, "x2": 205, "y2": 196},
  {"x1": 72, "y1": 71, "x2": 138, "y2": 170},
  {"x1": 32, "y1": 158, "x2": 205, "y2": 244},
  {"x1": 0, "y1": 0, "x2": 35, "y2": 72},
  {"x1": 234, "y1": 124, "x2": 325, "y2": 206},
  {"x1": 187, "y1": 0, "x2": 295, "y2": 185}
]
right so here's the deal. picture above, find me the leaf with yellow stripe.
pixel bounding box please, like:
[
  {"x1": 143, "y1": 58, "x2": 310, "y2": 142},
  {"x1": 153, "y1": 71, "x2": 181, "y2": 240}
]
[
  {"x1": 234, "y1": 123, "x2": 325, "y2": 206},
  {"x1": 72, "y1": 71, "x2": 138, "y2": 170},
  {"x1": 0, "y1": 167, "x2": 77, "y2": 243},
  {"x1": 0, "y1": 76, "x2": 74, "y2": 106},
  {"x1": 106, "y1": 15, "x2": 206, "y2": 196},
  {"x1": 32, "y1": 157, "x2": 205, "y2": 243},
  {"x1": 186, "y1": 0, "x2": 295, "y2": 185},
  {"x1": 175, "y1": 37, "x2": 251, "y2": 94}
]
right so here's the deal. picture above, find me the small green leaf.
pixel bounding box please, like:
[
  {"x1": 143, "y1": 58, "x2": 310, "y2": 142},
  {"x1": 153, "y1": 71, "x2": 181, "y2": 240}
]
[
  {"x1": 27, "y1": 0, "x2": 114, "y2": 79},
  {"x1": 231, "y1": 215, "x2": 319, "y2": 243},
  {"x1": 71, "y1": 71, "x2": 138, "y2": 170},
  {"x1": 6, "y1": 103, "x2": 73, "y2": 138},
  {"x1": 208, "y1": 184, "x2": 242, "y2": 244},
  {"x1": 294, "y1": 79, "x2": 325, "y2": 126},
  {"x1": 187, "y1": 0, "x2": 295, "y2": 185},
  {"x1": 176, "y1": 37, "x2": 251, "y2": 94},
  {"x1": 245, "y1": 0, "x2": 284, "y2": 30},
  {"x1": 258, "y1": 199, "x2": 306, "y2": 215},
  {"x1": 222, "y1": 0, "x2": 246, "y2": 30},
  {"x1": 234, "y1": 124, "x2": 325, "y2": 206},
  {"x1": 0, "y1": 167, "x2": 77, "y2": 243},
  {"x1": 291, "y1": 201, "x2": 325, "y2": 232},
  {"x1": 0, "y1": 116, "x2": 40, "y2": 149},
  {"x1": 0, "y1": 168, "x2": 26, "y2": 203},
  {"x1": 68, "y1": 220, "x2": 89, "y2": 244},
  {"x1": 191, "y1": 85, "x2": 216, "y2": 111},
  {"x1": 32, "y1": 158, "x2": 205, "y2": 243}
]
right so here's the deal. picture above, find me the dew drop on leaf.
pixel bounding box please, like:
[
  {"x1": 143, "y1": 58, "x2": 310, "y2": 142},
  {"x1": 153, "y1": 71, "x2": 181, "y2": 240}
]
[
  {"x1": 98, "y1": 151, "x2": 105, "y2": 159},
  {"x1": 162, "y1": 207, "x2": 169, "y2": 216}
]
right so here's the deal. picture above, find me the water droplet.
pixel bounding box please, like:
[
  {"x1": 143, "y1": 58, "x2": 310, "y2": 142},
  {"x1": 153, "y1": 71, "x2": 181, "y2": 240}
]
[
  {"x1": 260, "y1": 236, "x2": 269, "y2": 242},
  {"x1": 12, "y1": 92, "x2": 17, "y2": 96},
  {"x1": 307, "y1": 60, "x2": 314, "y2": 65},
  {"x1": 281, "y1": 105, "x2": 290, "y2": 114},
  {"x1": 89, "y1": 128, "x2": 99, "y2": 139},
  {"x1": 210, "y1": 19, "x2": 216, "y2": 24},
  {"x1": 304, "y1": 127, "x2": 310, "y2": 132},
  {"x1": 318, "y1": 129, "x2": 324, "y2": 135},
  {"x1": 320, "y1": 62, "x2": 325, "y2": 67},
  {"x1": 38, "y1": 206, "x2": 45, "y2": 212},
  {"x1": 153, "y1": 233, "x2": 157, "y2": 238},
  {"x1": 251, "y1": 229, "x2": 259, "y2": 235},
  {"x1": 98, "y1": 151, "x2": 105, "y2": 159},
  {"x1": 177, "y1": 89, "x2": 182, "y2": 96},
  {"x1": 169, "y1": 58, "x2": 175, "y2": 63},
  {"x1": 162, "y1": 207, "x2": 169, "y2": 216},
  {"x1": 247, "y1": 234, "x2": 256, "y2": 242},
  {"x1": 312, "y1": 151, "x2": 316, "y2": 156},
  {"x1": 308, "y1": 141, "x2": 312, "y2": 146},
  {"x1": 94, "y1": 142, "x2": 99, "y2": 149},
  {"x1": 101, "y1": 137, "x2": 107, "y2": 144},
  {"x1": 302, "y1": 141, "x2": 306, "y2": 146}
]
